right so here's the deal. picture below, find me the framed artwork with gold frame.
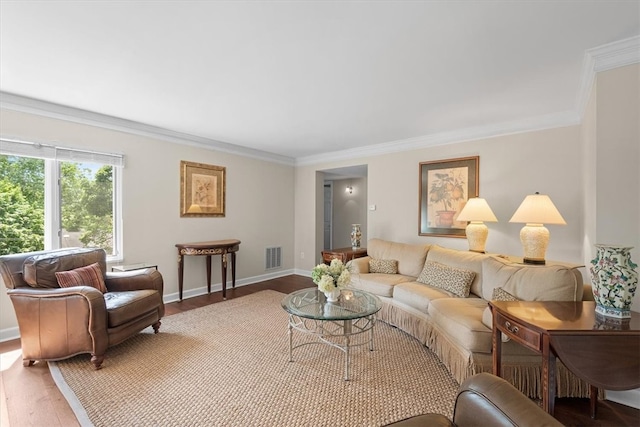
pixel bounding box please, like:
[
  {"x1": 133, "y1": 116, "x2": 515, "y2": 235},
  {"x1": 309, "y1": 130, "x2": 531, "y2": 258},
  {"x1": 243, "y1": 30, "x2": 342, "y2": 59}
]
[
  {"x1": 419, "y1": 156, "x2": 479, "y2": 237},
  {"x1": 180, "y1": 160, "x2": 226, "y2": 217}
]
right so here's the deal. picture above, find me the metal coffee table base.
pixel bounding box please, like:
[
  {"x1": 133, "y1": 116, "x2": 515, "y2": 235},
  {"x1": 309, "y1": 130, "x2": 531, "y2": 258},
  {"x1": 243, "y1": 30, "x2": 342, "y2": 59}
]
[{"x1": 287, "y1": 314, "x2": 376, "y2": 381}]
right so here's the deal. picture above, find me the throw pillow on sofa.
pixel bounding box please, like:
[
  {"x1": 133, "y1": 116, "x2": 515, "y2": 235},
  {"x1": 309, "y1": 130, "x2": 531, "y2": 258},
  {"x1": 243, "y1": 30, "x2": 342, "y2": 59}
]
[
  {"x1": 369, "y1": 259, "x2": 398, "y2": 274},
  {"x1": 55, "y1": 262, "x2": 108, "y2": 293},
  {"x1": 417, "y1": 260, "x2": 475, "y2": 298}
]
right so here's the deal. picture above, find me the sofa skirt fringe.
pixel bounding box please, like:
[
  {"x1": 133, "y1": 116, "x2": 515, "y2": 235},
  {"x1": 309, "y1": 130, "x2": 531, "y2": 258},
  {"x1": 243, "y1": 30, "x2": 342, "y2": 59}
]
[
  {"x1": 378, "y1": 301, "x2": 430, "y2": 346},
  {"x1": 379, "y1": 301, "x2": 598, "y2": 399}
]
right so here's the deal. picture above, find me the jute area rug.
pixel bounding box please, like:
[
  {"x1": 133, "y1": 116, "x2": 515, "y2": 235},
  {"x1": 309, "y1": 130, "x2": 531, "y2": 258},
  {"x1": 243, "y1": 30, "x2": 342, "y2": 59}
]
[{"x1": 50, "y1": 290, "x2": 458, "y2": 427}]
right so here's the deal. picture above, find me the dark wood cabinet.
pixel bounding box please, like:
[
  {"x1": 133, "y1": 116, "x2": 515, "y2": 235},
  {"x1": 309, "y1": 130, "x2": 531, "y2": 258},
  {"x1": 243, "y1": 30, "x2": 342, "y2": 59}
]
[{"x1": 321, "y1": 247, "x2": 367, "y2": 265}]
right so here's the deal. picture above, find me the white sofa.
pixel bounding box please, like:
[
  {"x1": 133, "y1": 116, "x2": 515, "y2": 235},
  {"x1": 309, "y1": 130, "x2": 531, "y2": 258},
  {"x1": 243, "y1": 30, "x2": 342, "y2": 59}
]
[{"x1": 350, "y1": 238, "x2": 593, "y2": 399}]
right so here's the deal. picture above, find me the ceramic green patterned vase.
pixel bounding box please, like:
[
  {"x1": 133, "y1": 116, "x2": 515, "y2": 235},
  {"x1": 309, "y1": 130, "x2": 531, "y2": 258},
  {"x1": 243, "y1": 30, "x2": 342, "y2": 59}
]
[{"x1": 590, "y1": 245, "x2": 638, "y2": 318}]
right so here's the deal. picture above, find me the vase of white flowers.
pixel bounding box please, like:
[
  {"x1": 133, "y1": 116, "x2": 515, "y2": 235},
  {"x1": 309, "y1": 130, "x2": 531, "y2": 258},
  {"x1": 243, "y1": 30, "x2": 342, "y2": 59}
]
[{"x1": 311, "y1": 258, "x2": 351, "y2": 302}]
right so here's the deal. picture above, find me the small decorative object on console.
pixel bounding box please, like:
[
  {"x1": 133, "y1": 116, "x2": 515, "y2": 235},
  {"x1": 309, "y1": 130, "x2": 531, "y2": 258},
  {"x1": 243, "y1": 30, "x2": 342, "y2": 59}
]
[
  {"x1": 350, "y1": 224, "x2": 362, "y2": 249},
  {"x1": 590, "y1": 244, "x2": 638, "y2": 318},
  {"x1": 311, "y1": 258, "x2": 351, "y2": 302}
]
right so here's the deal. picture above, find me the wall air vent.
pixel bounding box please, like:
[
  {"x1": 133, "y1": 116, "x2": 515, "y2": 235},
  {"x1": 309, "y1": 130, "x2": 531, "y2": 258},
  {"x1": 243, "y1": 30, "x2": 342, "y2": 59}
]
[{"x1": 265, "y1": 247, "x2": 282, "y2": 270}]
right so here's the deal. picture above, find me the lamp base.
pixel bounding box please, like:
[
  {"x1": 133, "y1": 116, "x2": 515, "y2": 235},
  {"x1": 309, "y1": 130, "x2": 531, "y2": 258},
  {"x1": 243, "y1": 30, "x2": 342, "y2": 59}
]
[
  {"x1": 465, "y1": 222, "x2": 489, "y2": 253},
  {"x1": 523, "y1": 257, "x2": 546, "y2": 265}
]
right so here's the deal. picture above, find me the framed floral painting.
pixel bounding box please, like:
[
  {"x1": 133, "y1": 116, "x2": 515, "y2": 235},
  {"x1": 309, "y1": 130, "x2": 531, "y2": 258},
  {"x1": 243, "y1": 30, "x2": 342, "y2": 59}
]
[
  {"x1": 180, "y1": 160, "x2": 226, "y2": 217},
  {"x1": 419, "y1": 156, "x2": 479, "y2": 237}
]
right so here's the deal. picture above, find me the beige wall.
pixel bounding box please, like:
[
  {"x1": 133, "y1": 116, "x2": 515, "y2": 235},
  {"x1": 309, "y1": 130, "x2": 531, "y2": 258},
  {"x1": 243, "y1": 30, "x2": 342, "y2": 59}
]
[
  {"x1": 295, "y1": 125, "x2": 585, "y2": 272},
  {"x1": 330, "y1": 177, "x2": 368, "y2": 249},
  {"x1": 594, "y1": 64, "x2": 640, "y2": 309},
  {"x1": 0, "y1": 109, "x2": 295, "y2": 337}
]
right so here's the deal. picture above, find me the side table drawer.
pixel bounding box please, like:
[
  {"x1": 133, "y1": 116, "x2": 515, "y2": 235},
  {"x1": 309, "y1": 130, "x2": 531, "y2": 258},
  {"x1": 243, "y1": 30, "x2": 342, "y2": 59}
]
[
  {"x1": 322, "y1": 251, "x2": 346, "y2": 264},
  {"x1": 495, "y1": 312, "x2": 541, "y2": 351}
]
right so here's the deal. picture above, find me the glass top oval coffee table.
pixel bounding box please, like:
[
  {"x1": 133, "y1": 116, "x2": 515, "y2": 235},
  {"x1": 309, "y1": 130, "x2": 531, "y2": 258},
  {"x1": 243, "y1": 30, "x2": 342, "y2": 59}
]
[{"x1": 281, "y1": 287, "x2": 382, "y2": 381}]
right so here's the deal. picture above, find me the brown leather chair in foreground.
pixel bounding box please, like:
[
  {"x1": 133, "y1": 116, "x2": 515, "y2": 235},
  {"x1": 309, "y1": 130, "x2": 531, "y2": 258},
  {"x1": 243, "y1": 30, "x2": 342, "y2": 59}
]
[
  {"x1": 0, "y1": 247, "x2": 164, "y2": 369},
  {"x1": 386, "y1": 372, "x2": 562, "y2": 427}
]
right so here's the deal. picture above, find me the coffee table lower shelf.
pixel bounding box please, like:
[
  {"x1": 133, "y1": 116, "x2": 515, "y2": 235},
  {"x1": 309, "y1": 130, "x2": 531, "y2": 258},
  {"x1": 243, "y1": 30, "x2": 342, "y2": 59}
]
[{"x1": 286, "y1": 314, "x2": 377, "y2": 381}]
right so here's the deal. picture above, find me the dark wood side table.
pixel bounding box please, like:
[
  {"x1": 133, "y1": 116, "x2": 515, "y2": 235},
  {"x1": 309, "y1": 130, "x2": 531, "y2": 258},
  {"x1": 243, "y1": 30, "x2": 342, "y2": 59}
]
[
  {"x1": 175, "y1": 239, "x2": 240, "y2": 301},
  {"x1": 490, "y1": 300, "x2": 640, "y2": 418},
  {"x1": 321, "y1": 247, "x2": 367, "y2": 265}
]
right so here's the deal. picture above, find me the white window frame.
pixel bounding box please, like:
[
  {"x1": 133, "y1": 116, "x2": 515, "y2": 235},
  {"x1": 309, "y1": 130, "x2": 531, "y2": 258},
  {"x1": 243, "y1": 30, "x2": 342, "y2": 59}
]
[{"x1": 1, "y1": 137, "x2": 124, "y2": 262}]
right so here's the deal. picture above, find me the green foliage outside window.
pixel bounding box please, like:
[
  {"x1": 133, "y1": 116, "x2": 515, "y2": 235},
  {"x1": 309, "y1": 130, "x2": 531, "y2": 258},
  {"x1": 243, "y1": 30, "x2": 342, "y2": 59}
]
[{"x1": 0, "y1": 155, "x2": 114, "y2": 256}]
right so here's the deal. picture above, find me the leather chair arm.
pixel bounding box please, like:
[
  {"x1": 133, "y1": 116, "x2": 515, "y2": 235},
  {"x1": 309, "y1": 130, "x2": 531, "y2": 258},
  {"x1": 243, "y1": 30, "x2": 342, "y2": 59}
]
[
  {"x1": 7, "y1": 286, "x2": 109, "y2": 361},
  {"x1": 384, "y1": 414, "x2": 453, "y2": 426},
  {"x1": 105, "y1": 269, "x2": 164, "y2": 294},
  {"x1": 453, "y1": 373, "x2": 562, "y2": 427}
]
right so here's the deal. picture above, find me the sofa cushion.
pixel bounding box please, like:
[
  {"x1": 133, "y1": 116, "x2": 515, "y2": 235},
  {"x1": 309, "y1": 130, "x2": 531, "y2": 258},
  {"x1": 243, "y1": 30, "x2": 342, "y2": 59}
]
[
  {"x1": 369, "y1": 259, "x2": 398, "y2": 274},
  {"x1": 105, "y1": 290, "x2": 161, "y2": 328},
  {"x1": 55, "y1": 262, "x2": 108, "y2": 293},
  {"x1": 425, "y1": 245, "x2": 488, "y2": 297},
  {"x1": 351, "y1": 273, "x2": 415, "y2": 297},
  {"x1": 417, "y1": 261, "x2": 475, "y2": 298},
  {"x1": 428, "y1": 298, "x2": 492, "y2": 354},
  {"x1": 22, "y1": 248, "x2": 107, "y2": 288},
  {"x1": 481, "y1": 257, "x2": 583, "y2": 302},
  {"x1": 367, "y1": 239, "x2": 430, "y2": 277},
  {"x1": 393, "y1": 281, "x2": 453, "y2": 313}
]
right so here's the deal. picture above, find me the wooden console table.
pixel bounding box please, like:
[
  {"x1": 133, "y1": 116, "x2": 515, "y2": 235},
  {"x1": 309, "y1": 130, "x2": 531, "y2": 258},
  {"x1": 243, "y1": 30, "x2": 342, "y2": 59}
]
[
  {"x1": 321, "y1": 247, "x2": 367, "y2": 265},
  {"x1": 175, "y1": 239, "x2": 240, "y2": 301},
  {"x1": 490, "y1": 300, "x2": 640, "y2": 418}
]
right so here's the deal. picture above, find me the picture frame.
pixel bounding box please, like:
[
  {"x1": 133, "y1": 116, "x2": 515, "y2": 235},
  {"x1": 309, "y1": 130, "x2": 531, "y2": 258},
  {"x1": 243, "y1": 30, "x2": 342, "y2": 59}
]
[
  {"x1": 419, "y1": 156, "x2": 479, "y2": 237},
  {"x1": 180, "y1": 160, "x2": 226, "y2": 217}
]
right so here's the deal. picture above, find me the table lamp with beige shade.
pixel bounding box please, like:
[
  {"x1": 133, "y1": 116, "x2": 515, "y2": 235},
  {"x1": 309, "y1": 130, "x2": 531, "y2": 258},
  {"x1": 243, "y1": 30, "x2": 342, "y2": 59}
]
[
  {"x1": 509, "y1": 192, "x2": 566, "y2": 265},
  {"x1": 456, "y1": 197, "x2": 498, "y2": 253}
]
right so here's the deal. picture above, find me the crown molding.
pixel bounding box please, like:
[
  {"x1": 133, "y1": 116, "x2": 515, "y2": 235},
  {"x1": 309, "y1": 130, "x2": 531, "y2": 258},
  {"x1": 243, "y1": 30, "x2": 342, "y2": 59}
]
[
  {"x1": 0, "y1": 92, "x2": 295, "y2": 166},
  {"x1": 589, "y1": 35, "x2": 640, "y2": 72},
  {"x1": 575, "y1": 35, "x2": 640, "y2": 119},
  {"x1": 296, "y1": 110, "x2": 580, "y2": 166}
]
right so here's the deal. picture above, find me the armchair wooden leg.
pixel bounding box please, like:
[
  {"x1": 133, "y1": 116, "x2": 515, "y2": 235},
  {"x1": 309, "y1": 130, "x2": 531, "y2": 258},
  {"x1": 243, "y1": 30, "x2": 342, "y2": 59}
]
[
  {"x1": 91, "y1": 354, "x2": 104, "y2": 370},
  {"x1": 23, "y1": 360, "x2": 34, "y2": 367},
  {"x1": 152, "y1": 321, "x2": 161, "y2": 334}
]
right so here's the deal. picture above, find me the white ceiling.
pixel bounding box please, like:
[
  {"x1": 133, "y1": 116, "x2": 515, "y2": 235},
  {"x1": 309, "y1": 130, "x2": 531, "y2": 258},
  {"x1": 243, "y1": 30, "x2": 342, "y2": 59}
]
[{"x1": 1, "y1": 1, "x2": 639, "y2": 163}]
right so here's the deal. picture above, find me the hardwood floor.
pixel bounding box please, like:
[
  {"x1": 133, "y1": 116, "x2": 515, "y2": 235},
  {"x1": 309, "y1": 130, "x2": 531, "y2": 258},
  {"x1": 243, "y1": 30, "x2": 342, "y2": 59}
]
[{"x1": 1, "y1": 274, "x2": 638, "y2": 426}]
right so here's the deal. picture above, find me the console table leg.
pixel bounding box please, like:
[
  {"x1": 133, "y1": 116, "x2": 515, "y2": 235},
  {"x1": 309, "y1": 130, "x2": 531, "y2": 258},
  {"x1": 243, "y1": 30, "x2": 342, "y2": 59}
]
[
  {"x1": 178, "y1": 254, "x2": 184, "y2": 301},
  {"x1": 221, "y1": 253, "x2": 228, "y2": 300},
  {"x1": 206, "y1": 255, "x2": 212, "y2": 294},
  {"x1": 231, "y1": 251, "x2": 236, "y2": 288}
]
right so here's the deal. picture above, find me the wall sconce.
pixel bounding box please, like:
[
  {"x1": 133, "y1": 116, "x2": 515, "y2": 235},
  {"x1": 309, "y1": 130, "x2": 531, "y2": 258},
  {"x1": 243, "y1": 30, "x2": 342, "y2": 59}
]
[
  {"x1": 345, "y1": 185, "x2": 353, "y2": 194},
  {"x1": 456, "y1": 197, "x2": 498, "y2": 253},
  {"x1": 509, "y1": 192, "x2": 566, "y2": 265}
]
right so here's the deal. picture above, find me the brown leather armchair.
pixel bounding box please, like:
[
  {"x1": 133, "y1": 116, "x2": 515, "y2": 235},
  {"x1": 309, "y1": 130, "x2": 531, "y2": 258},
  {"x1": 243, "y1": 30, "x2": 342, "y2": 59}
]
[
  {"x1": 386, "y1": 373, "x2": 562, "y2": 427},
  {"x1": 0, "y1": 248, "x2": 164, "y2": 369}
]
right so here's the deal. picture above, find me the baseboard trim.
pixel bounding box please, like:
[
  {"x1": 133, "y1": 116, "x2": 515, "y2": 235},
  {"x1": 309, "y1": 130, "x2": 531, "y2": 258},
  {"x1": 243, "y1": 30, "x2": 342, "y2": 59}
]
[{"x1": 162, "y1": 268, "x2": 297, "y2": 303}]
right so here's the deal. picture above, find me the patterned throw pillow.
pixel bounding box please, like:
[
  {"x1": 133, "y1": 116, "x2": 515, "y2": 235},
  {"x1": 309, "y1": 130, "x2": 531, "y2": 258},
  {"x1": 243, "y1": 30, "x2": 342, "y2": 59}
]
[
  {"x1": 417, "y1": 261, "x2": 475, "y2": 298},
  {"x1": 369, "y1": 259, "x2": 398, "y2": 274},
  {"x1": 55, "y1": 262, "x2": 108, "y2": 293},
  {"x1": 492, "y1": 287, "x2": 519, "y2": 301}
]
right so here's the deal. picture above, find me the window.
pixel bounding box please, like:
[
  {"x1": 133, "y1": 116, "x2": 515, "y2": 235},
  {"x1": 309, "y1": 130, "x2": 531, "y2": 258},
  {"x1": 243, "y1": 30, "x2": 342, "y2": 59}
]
[{"x1": 0, "y1": 138, "x2": 123, "y2": 261}]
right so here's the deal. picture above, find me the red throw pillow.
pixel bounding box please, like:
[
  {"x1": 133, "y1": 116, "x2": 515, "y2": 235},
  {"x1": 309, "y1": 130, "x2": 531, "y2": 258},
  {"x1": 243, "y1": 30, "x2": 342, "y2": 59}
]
[{"x1": 55, "y1": 262, "x2": 107, "y2": 293}]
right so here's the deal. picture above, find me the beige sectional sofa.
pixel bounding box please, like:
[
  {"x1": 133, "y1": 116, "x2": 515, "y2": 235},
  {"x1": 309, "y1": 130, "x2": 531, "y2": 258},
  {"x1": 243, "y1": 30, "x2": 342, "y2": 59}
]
[{"x1": 350, "y1": 238, "x2": 593, "y2": 399}]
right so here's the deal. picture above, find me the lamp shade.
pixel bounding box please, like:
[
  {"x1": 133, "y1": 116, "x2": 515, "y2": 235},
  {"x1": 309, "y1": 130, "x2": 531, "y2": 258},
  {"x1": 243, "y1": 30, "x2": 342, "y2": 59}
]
[
  {"x1": 457, "y1": 198, "x2": 498, "y2": 222},
  {"x1": 509, "y1": 193, "x2": 566, "y2": 225}
]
